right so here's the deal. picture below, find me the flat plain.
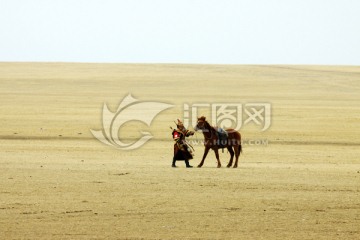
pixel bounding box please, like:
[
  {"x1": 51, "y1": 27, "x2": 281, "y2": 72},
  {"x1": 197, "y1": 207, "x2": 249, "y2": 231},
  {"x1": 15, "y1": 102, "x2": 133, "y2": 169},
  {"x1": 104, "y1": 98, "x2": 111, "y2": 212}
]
[{"x1": 0, "y1": 63, "x2": 359, "y2": 239}]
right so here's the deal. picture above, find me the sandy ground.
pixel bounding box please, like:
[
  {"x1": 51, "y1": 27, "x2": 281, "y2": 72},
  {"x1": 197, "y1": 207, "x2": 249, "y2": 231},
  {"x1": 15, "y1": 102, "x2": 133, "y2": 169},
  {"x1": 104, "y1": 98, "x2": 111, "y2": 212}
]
[{"x1": 0, "y1": 63, "x2": 359, "y2": 239}]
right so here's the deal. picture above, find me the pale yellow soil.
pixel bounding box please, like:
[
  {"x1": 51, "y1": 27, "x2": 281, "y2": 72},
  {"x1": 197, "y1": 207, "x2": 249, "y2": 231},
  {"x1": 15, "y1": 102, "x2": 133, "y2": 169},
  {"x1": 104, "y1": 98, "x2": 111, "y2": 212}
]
[{"x1": 0, "y1": 63, "x2": 359, "y2": 239}]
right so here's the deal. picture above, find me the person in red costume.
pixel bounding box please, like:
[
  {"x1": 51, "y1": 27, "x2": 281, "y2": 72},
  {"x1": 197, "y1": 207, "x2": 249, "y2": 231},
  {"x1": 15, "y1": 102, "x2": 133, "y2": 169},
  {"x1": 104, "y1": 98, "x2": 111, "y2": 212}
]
[{"x1": 171, "y1": 119, "x2": 195, "y2": 168}]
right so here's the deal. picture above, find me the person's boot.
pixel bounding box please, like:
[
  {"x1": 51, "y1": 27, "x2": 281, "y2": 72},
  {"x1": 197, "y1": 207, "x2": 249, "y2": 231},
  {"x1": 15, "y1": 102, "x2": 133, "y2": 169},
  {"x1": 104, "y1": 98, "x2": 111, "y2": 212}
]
[
  {"x1": 185, "y1": 159, "x2": 193, "y2": 168},
  {"x1": 172, "y1": 158, "x2": 177, "y2": 168}
]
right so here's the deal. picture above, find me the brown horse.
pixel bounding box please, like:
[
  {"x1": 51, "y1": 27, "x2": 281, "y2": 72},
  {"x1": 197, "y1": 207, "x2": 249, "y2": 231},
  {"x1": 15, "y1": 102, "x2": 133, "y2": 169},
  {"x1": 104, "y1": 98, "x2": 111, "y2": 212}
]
[{"x1": 195, "y1": 116, "x2": 242, "y2": 168}]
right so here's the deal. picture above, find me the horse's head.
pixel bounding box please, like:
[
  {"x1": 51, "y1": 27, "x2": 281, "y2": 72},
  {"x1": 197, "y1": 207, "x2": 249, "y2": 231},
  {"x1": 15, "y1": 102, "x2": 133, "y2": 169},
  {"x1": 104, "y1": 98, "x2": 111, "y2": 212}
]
[{"x1": 194, "y1": 116, "x2": 207, "y2": 131}]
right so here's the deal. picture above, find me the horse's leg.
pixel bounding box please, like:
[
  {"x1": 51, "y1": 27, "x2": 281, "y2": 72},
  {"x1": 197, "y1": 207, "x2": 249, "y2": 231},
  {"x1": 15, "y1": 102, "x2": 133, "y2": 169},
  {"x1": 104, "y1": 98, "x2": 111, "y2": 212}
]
[
  {"x1": 214, "y1": 148, "x2": 221, "y2": 168},
  {"x1": 198, "y1": 147, "x2": 210, "y2": 168},
  {"x1": 226, "y1": 146, "x2": 234, "y2": 168},
  {"x1": 233, "y1": 145, "x2": 240, "y2": 168}
]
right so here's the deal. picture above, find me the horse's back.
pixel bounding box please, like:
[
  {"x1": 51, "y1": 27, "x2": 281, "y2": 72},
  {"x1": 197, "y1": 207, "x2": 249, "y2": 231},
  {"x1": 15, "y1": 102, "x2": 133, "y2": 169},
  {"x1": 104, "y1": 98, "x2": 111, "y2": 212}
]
[{"x1": 225, "y1": 128, "x2": 241, "y2": 141}]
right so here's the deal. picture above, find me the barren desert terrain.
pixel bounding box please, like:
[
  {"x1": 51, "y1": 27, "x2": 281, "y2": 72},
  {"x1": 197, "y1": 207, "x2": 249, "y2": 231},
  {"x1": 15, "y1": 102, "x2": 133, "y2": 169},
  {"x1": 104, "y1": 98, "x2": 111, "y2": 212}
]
[{"x1": 0, "y1": 63, "x2": 359, "y2": 239}]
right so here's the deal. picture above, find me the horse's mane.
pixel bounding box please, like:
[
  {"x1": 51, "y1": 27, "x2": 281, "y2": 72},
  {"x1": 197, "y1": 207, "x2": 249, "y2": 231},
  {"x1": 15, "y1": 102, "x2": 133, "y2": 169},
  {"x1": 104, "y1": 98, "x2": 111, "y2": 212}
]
[{"x1": 204, "y1": 120, "x2": 216, "y2": 133}]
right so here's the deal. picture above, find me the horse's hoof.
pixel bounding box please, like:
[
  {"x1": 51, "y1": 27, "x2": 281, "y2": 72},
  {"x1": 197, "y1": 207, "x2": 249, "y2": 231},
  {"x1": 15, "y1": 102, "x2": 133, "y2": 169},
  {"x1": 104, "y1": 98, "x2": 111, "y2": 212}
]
[
  {"x1": 233, "y1": 165, "x2": 238, "y2": 168},
  {"x1": 217, "y1": 165, "x2": 221, "y2": 168},
  {"x1": 197, "y1": 165, "x2": 202, "y2": 168},
  {"x1": 226, "y1": 165, "x2": 231, "y2": 168},
  {"x1": 172, "y1": 165, "x2": 177, "y2": 168}
]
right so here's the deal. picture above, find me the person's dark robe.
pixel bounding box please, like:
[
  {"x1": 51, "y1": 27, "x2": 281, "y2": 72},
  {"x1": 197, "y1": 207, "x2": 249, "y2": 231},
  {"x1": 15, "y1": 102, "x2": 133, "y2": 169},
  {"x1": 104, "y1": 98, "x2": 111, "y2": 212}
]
[{"x1": 172, "y1": 130, "x2": 193, "y2": 161}]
